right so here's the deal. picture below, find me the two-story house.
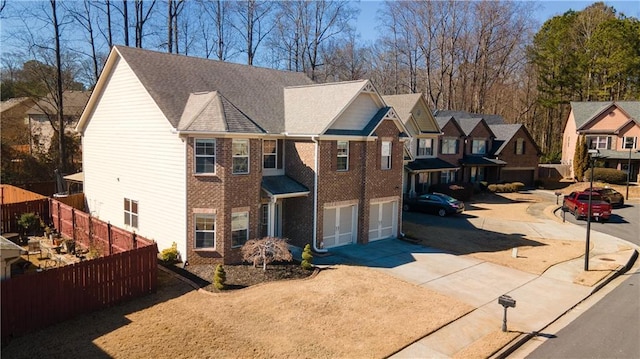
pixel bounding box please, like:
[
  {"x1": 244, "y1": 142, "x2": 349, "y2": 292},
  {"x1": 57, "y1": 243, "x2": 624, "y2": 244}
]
[
  {"x1": 489, "y1": 124, "x2": 541, "y2": 186},
  {"x1": 77, "y1": 46, "x2": 408, "y2": 265},
  {"x1": 383, "y1": 94, "x2": 458, "y2": 196},
  {"x1": 562, "y1": 101, "x2": 640, "y2": 181}
]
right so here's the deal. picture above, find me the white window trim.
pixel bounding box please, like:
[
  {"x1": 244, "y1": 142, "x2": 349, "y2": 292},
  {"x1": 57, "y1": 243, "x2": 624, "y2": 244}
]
[
  {"x1": 516, "y1": 138, "x2": 525, "y2": 155},
  {"x1": 337, "y1": 140, "x2": 349, "y2": 171},
  {"x1": 417, "y1": 138, "x2": 433, "y2": 157},
  {"x1": 587, "y1": 135, "x2": 611, "y2": 150},
  {"x1": 124, "y1": 198, "x2": 139, "y2": 229},
  {"x1": 232, "y1": 139, "x2": 250, "y2": 174},
  {"x1": 623, "y1": 136, "x2": 637, "y2": 150},
  {"x1": 231, "y1": 212, "x2": 249, "y2": 248},
  {"x1": 441, "y1": 137, "x2": 457, "y2": 155},
  {"x1": 381, "y1": 141, "x2": 392, "y2": 170},
  {"x1": 471, "y1": 139, "x2": 487, "y2": 155},
  {"x1": 195, "y1": 138, "x2": 216, "y2": 174},
  {"x1": 262, "y1": 139, "x2": 277, "y2": 169},
  {"x1": 194, "y1": 213, "x2": 216, "y2": 249}
]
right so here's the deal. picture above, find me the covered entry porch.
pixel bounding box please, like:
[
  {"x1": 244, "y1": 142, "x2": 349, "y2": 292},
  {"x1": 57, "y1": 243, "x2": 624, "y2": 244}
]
[{"x1": 261, "y1": 176, "x2": 310, "y2": 238}]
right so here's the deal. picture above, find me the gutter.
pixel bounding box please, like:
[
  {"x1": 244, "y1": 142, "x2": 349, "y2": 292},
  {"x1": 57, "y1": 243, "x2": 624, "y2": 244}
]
[{"x1": 284, "y1": 133, "x2": 327, "y2": 253}]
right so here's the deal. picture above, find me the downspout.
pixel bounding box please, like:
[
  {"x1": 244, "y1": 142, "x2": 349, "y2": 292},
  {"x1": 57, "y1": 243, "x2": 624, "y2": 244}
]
[{"x1": 311, "y1": 136, "x2": 328, "y2": 253}]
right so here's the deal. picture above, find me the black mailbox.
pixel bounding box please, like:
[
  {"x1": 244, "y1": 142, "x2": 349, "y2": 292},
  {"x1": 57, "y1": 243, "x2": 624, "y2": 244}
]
[{"x1": 498, "y1": 294, "x2": 516, "y2": 308}]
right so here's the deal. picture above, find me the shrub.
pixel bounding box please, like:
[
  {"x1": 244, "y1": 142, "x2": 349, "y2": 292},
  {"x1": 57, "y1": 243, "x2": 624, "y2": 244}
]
[
  {"x1": 160, "y1": 242, "x2": 179, "y2": 263},
  {"x1": 18, "y1": 212, "x2": 42, "y2": 235},
  {"x1": 584, "y1": 168, "x2": 628, "y2": 184},
  {"x1": 487, "y1": 182, "x2": 524, "y2": 193},
  {"x1": 512, "y1": 182, "x2": 525, "y2": 191},
  {"x1": 488, "y1": 184, "x2": 498, "y2": 192},
  {"x1": 241, "y1": 237, "x2": 293, "y2": 271},
  {"x1": 213, "y1": 264, "x2": 226, "y2": 290},
  {"x1": 429, "y1": 183, "x2": 474, "y2": 201},
  {"x1": 301, "y1": 244, "x2": 314, "y2": 270}
]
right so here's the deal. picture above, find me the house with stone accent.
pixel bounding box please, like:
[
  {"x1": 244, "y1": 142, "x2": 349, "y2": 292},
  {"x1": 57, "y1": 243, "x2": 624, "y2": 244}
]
[
  {"x1": 562, "y1": 101, "x2": 640, "y2": 181},
  {"x1": 76, "y1": 46, "x2": 408, "y2": 265},
  {"x1": 383, "y1": 94, "x2": 458, "y2": 195}
]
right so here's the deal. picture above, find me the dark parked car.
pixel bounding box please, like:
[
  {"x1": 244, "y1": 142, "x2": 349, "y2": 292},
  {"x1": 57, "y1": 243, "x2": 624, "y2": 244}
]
[
  {"x1": 587, "y1": 187, "x2": 624, "y2": 208},
  {"x1": 402, "y1": 193, "x2": 465, "y2": 217}
]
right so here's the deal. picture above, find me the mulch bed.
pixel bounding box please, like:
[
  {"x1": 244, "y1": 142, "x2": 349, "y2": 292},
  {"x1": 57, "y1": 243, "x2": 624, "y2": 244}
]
[{"x1": 160, "y1": 261, "x2": 314, "y2": 292}]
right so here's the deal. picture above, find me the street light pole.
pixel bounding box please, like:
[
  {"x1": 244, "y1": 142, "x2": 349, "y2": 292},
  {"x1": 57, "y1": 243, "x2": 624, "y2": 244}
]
[
  {"x1": 585, "y1": 149, "x2": 599, "y2": 271},
  {"x1": 625, "y1": 138, "x2": 633, "y2": 200}
]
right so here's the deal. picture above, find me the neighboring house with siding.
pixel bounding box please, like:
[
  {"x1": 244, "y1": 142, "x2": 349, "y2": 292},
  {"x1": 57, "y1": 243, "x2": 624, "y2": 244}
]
[
  {"x1": 77, "y1": 46, "x2": 408, "y2": 265},
  {"x1": 562, "y1": 101, "x2": 640, "y2": 181},
  {"x1": 384, "y1": 94, "x2": 458, "y2": 196}
]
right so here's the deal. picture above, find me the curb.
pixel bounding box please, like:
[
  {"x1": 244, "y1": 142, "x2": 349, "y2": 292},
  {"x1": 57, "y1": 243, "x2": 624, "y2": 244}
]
[{"x1": 491, "y1": 248, "x2": 639, "y2": 359}]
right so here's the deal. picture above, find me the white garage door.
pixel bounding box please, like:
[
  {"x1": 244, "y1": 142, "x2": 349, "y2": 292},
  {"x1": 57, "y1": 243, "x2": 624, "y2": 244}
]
[
  {"x1": 369, "y1": 200, "x2": 397, "y2": 241},
  {"x1": 322, "y1": 205, "x2": 356, "y2": 248}
]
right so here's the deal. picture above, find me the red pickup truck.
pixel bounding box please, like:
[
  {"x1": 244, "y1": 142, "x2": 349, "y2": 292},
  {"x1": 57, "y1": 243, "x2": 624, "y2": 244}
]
[{"x1": 562, "y1": 191, "x2": 612, "y2": 221}]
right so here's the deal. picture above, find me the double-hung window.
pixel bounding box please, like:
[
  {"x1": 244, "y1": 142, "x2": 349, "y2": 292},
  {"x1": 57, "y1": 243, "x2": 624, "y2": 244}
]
[
  {"x1": 263, "y1": 139, "x2": 277, "y2": 169},
  {"x1": 231, "y1": 212, "x2": 249, "y2": 247},
  {"x1": 515, "y1": 138, "x2": 525, "y2": 155},
  {"x1": 195, "y1": 214, "x2": 215, "y2": 249},
  {"x1": 195, "y1": 139, "x2": 216, "y2": 174},
  {"x1": 124, "y1": 198, "x2": 138, "y2": 228},
  {"x1": 587, "y1": 136, "x2": 611, "y2": 150},
  {"x1": 232, "y1": 139, "x2": 249, "y2": 174},
  {"x1": 417, "y1": 138, "x2": 433, "y2": 156},
  {"x1": 623, "y1": 136, "x2": 637, "y2": 149},
  {"x1": 472, "y1": 139, "x2": 486, "y2": 155},
  {"x1": 381, "y1": 141, "x2": 392, "y2": 170},
  {"x1": 441, "y1": 138, "x2": 457, "y2": 154},
  {"x1": 337, "y1": 141, "x2": 349, "y2": 171}
]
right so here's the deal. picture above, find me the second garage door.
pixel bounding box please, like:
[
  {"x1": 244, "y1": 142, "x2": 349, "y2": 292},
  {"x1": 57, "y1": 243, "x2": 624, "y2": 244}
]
[
  {"x1": 322, "y1": 205, "x2": 356, "y2": 248},
  {"x1": 369, "y1": 200, "x2": 397, "y2": 241}
]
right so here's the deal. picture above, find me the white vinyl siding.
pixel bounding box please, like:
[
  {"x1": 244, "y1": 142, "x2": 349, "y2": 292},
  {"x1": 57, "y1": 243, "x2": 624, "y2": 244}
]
[
  {"x1": 329, "y1": 94, "x2": 380, "y2": 131},
  {"x1": 81, "y1": 56, "x2": 187, "y2": 259}
]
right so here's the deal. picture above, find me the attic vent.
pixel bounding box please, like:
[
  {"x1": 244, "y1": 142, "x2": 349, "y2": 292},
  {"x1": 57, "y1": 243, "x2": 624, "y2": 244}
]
[{"x1": 384, "y1": 108, "x2": 399, "y2": 120}]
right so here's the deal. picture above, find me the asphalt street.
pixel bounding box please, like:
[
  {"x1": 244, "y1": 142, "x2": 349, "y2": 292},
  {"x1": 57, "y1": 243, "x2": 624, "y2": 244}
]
[{"x1": 521, "y1": 199, "x2": 640, "y2": 359}]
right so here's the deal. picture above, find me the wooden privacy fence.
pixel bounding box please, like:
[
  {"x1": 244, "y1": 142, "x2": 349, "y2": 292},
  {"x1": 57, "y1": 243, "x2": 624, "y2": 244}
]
[
  {"x1": 1, "y1": 244, "x2": 158, "y2": 342},
  {"x1": 1, "y1": 199, "x2": 50, "y2": 234},
  {"x1": 0, "y1": 184, "x2": 47, "y2": 204},
  {"x1": 50, "y1": 199, "x2": 153, "y2": 254},
  {"x1": 1, "y1": 198, "x2": 158, "y2": 343}
]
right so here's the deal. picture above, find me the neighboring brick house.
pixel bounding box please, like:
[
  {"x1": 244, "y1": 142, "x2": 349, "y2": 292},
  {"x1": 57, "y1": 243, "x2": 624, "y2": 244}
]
[
  {"x1": 489, "y1": 124, "x2": 541, "y2": 186},
  {"x1": 384, "y1": 94, "x2": 458, "y2": 196},
  {"x1": 76, "y1": 46, "x2": 408, "y2": 265},
  {"x1": 562, "y1": 101, "x2": 640, "y2": 181},
  {"x1": 453, "y1": 116, "x2": 504, "y2": 183}
]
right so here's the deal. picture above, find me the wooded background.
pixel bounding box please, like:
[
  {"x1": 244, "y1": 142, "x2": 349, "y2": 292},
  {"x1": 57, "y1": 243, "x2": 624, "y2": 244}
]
[{"x1": 1, "y1": 1, "x2": 639, "y2": 165}]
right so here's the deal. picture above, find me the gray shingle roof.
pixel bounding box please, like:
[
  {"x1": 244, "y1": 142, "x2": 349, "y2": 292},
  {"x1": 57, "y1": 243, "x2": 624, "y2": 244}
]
[
  {"x1": 456, "y1": 117, "x2": 484, "y2": 136},
  {"x1": 570, "y1": 101, "x2": 640, "y2": 129},
  {"x1": 460, "y1": 155, "x2": 506, "y2": 166},
  {"x1": 433, "y1": 110, "x2": 505, "y2": 125},
  {"x1": 115, "y1": 46, "x2": 314, "y2": 133},
  {"x1": 406, "y1": 158, "x2": 459, "y2": 172},
  {"x1": 178, "y1": 92, "x2": 264, "y2": 133},
  {"x1": 262, "y1": 175, "x2": 309, "y2": 197},
  {"x1": 489, "y1": 124, "x2": 522, "y2": 155}
]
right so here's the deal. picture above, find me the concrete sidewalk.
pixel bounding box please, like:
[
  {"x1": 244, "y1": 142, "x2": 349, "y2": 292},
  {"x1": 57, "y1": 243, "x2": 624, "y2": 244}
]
[{"x1": 310, "y1": 193, "x2": 638, "y2": 358}]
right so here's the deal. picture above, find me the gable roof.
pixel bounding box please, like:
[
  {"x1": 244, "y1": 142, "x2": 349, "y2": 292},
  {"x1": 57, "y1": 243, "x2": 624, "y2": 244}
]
[
  {"x1": 435, "y1": 116, "x2": 465, "y2": 136},
  {"x1": 79, "y1": 46, "x2": 314, "y2": 134},
  {"x1": 383, "y1": 93, "x2": 440, "y2": 134},
  {"x1": 284, "y1": 80, "x2": 371, "y2": 135},
  {"x1": 570, "y1": 101, "x2": 640, "y2": 130},
  {"x1": 456, "y1": 117, "x2": 485, "y2": 136},
  {"x1": 0, "y1": 97, "x2": 34, "y2": 113},
  {"x1": 489, "y1": 123, "x2": 542, "y2": 156},
  {"x1": 27, "y1": 91, "x2": 91, "y2": 118},
  {"x1": 323, "y1": 107, "x2": 408, "y2": 137},
  {"x1": 433, "y1": 109, "x2": 506, "y2": 125}
]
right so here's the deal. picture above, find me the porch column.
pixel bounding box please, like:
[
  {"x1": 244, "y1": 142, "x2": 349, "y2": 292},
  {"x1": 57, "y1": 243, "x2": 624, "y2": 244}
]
[
  {"x1": 268, "y1": 197, "x2": 277, "y2": 237},
  {"x1": 409, "y1": 173, "x2": 416, "y2": 197}
]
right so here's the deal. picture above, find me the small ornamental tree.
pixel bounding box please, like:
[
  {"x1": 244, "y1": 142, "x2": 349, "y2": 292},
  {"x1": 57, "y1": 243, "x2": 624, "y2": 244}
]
[
  {"x1": 301, "y1": 244, "x2": 314, "y2": 270},
  {"x1": 241, "y1": 237, "x2": 293, "y2": 271},
  {"x1": 573, "y1": 135, "x2": 588, "y2": 181},
  {"x1": 213, "y1": 264, "x2": 226, "y2": 290}
]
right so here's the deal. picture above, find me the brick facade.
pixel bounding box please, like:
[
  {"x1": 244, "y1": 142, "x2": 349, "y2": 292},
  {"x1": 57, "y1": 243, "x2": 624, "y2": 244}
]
[
  {"x1": 185, "y1": 137, "x2": 263, "y2": 265},
  {"x1": 494, "y1": 127, "x2": 540, "y2": 185}
]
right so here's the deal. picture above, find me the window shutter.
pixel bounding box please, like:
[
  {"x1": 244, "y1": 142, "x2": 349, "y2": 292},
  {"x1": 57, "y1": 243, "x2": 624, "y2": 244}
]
[
  {"x1": 523, "y1": 141, "x2": 526, "y2": 154},
  {"x1": 439, "y1": 139, "x2": 443, "y2": 154},
  {"x1": 277, "y1": 139, "x2": 283, "y2": 169}
]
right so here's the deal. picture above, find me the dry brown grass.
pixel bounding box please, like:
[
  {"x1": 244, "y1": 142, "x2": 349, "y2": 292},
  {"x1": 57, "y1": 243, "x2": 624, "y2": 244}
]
[
  {"x1": 453, "y1": 330, "x2": 520, "y2": 359},
  {"x1": 2, "y1": 266, "x2": 473, "y2": 359}
]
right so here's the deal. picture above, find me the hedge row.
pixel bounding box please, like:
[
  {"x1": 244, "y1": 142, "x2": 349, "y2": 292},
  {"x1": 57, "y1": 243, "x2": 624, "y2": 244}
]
[
  {"x1": 487, "y1": 182, "x2": 525, "y2": 193},
  {"x1": 584, "y1": 168, "x2": 628, "y2": 184}
]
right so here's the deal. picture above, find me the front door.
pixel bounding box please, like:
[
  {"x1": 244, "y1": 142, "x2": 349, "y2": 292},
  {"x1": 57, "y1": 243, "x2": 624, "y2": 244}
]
[
  {"x1": 261, "y1": 202, "x2": 283, "y2": 238},
  {"x1": 369, "y1": 200, "x2": 397, "y2": 241},
  {"x1": 322, "y1": 205, "x2": 356, "y2": 248}
]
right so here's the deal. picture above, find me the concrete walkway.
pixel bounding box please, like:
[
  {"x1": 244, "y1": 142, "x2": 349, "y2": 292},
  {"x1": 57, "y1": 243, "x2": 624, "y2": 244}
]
[{"x1": 310, "y1": 192, "x2": 638, "y2": 358}]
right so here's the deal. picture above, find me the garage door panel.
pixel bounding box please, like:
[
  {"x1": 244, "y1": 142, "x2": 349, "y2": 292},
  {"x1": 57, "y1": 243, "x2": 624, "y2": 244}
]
[{"x1": 369, "y1": 200, "x2": 397, "y2": 241}]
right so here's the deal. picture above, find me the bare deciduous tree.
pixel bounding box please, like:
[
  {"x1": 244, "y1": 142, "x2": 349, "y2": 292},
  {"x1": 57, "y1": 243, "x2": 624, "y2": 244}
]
[
  {"x1": 232, "y1": 0, "x2": 275, "y2": 65},
  {"x1": 134, "y1": 0, "x2": 156, "y2": 48},
  {"x1": 241, "y1": 237, "x2": 292, "y2": 271}
]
